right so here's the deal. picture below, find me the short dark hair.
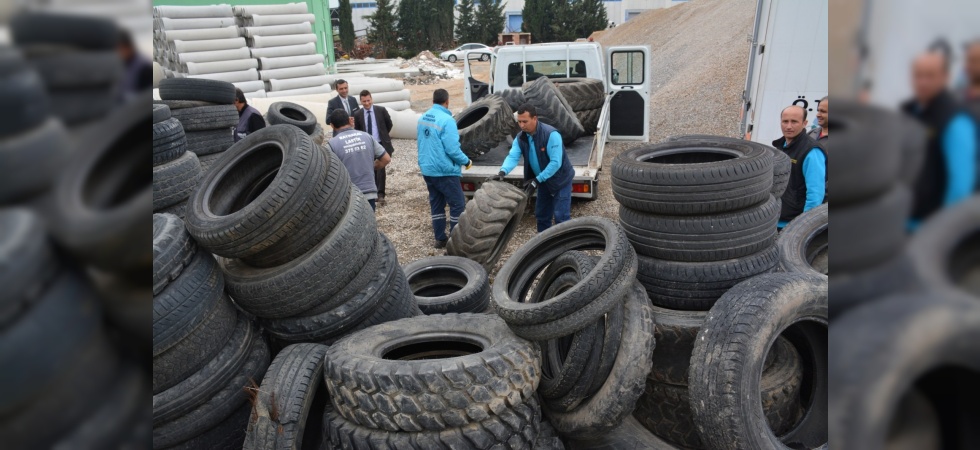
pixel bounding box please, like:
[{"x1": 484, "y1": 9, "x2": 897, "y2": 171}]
[
  {"x1": 359, "y1": 89, "x2": 371, "y2": 98},
  {"x1": 516, "y1": 103, "x2": 537, "y2": 117},
  {"x1": 329, "y1": 109, "x2": 350, "y2": 128},
  {"x1": 235, "y1": 88, "x2": 247, "y2": 104},
  {"x1": 334, "y1": 79, "x2": 348, "y2": 89},
  {"x1": 118, "y1": 29, "x2": 134, "y2": 49},
  {"x1": 433, "y1": 89, "x2": 449, "y2": 105}
]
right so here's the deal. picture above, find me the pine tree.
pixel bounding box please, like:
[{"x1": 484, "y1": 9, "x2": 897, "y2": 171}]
[
  {"x1": 397, "y1": 0, "x2": 427, "y2": 54},
  {"x1": 456, "y1": 0, "x2": 479, "y2": 44},
  {"x1": 522, "y1": 0, "x2": 557, "y2": 42},
  {"x1": 434, "y1": 0, "x2": 456, "y2": 49},
  {"x1": 366, "y1": 0, "x2": 397, "y2": 58},
  {"x1": 572, "y1": 0, "x2": 608, "y2": 39},
  {"x1": 338, "y1": 0, "x2": 356, "y2": 53},
  {"x1": 475, "y1": 0, "x2": 505, "y2": 45}
]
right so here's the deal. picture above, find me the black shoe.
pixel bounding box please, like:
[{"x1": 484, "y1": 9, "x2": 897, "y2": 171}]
[{"x1": 434, "y1": 239, "x2": 447, "y2": 249}]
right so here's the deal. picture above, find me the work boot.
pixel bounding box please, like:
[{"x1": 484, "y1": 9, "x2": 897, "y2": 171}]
[{"x1": 434, "y1": 239, "x2": 447, "y2": 249}]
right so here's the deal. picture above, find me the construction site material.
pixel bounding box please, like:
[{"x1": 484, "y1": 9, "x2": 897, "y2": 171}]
[
  {"x1": 158, "y1": 17, "x2": 237, "y2": 30},
  {"x1": 153, "y1": 4, "x2": 234, "y2": 19},
  {"x1": 257, "y1": 54, "x2": 323, "y2": 70},
  {"x1": 249, "y1": 43, "x2": 317, "y2": 58},
  {"x1": 233, "y1": 3, "x2": 309, "y2": 17},
  {"x1": 245, "y1": 13, "x2": 315, "y2": 26},
  {"x1": 172, "y1": 37, "x2": 247, "y2": 54},
  {"x1": 264, "y1": 86, "x2": 332, "y2": 97},
  {"x1": 248, "y1": 33, "x2": 316, "y2": 48},
  {"x1": 259, "y1": 64, "x2": 325, "y2": 81},
  {"x1": 243, "y1": 23, "x2": 312, "y2": 38},
  {"x1": 267, "y1": 75, "x2": 331, "y2": 92},
  {"x1": 373, "y1": 100, "x2": 410, "y2": 112},
  {"x1": 176, "y1": 47, "x2": 251, "y2": 64},
  {"x1": 187, "y1": 69, "x2": 259, "y2": 83},
  {"x1": 184, "y1": 59, "x2": 258, "y2": 75}
]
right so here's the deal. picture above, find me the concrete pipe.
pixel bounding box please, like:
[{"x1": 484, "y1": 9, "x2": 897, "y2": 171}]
[
  {"x1": 243, "y1": 23, "x2": 311, "y2": 38},
  {"x1": 373, "y1": 100, "x2": 411, "y2": 112},
  {"x1": 177, "y1": 48, "x2": 252, "y2": 64},
  {"x1": 234, "y1": 80, "x2": 268, "y2": 93},
  {"x1": 264, "y1": 85, "x2": 333, "y2": 98},
  {"x1": 365, "y1": 89, "x2": 411, "y2": 104},
  {"x1": 153, "y1": 5, "x2": 234, "y2": 19},
  {"x1": 163, "y1": 27, "x2": 239, "y2": 42},
  {"x1": 246, "y1": 13, "x2": 315, "y2": 27},
  {"x1": 249, "y1": 34, "x2": 316, "y2": 49},
  {"x1": 233, "y1": 3, "x2": 309, "y2": 17},
  {"x1": 249, "y1": 43, "x2": 317, "y2": 58},
  {"x1": 268, "y1": 75, "x2": 332, "y2": 92},
  {"x1": 346, "y1": 79, "x2": 405, "y2": 95},
  {"x1": 184, "y1": 59, "x2": 259, "y2": 75},
  {"x1": 248, "y1": 90, "x2": 268, "y2": 98},
  {"x1": 188, "y1": 68, "x2": 259, "y2": 83},
  {"x1": 160, "y1": 17, "x2": 238, "y2": 30},
  {"x1": 172, "y1": 37, "x2": 246, "y2": 54},
  {"x1": 259, "y1": 64, "x2": 325, "y2": 81},
  {"x1": 258, "y1": 54, "x2": 323, "y2": 70},
  {"x1": 388, "y1": 109, "x2": 421, "y2": 139},
  {"x1": 323, "y1": 73, "x2": 364, "y2": 85}
]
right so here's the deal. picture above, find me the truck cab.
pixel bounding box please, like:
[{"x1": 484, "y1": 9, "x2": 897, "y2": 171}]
[{"x1": 459, "y1": 42, "x2": 650, "y2": 199}]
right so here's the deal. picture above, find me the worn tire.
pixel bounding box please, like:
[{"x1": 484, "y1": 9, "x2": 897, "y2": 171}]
[
  {"x1": 689, "y1": 273, "x2": 828, "y2": 450},
  {"x1": 152, "y1": 213, "x2": 197, "y2": 296},
  {"x1": 646, "y1": 305, "x2": 705, "y2": 386},
  {"x1": 185, "y1": 128, "x2": 234, "y2": 156},
  {"x1": 0, "y1": 118, "x2": 72, "y2": 204},
  {"x1": 830, "y1": 185, "x2": 909, "y2": 273},
  {"x1": 620, "y1": 194, "x2": 780, "y2": 262},
  {"x1": 404, "y1": 256, "x2": 491, "y2": 314},
  {"x1": 323, "y1": 313, "x2": 541, "y2": 432},
  {"x1": 552, "y1": 78, "x2": 604, "y2": 111},
  {"x1": 831, "y1": 100, "x2": 901, "y2": 205},
  {"x1": 153, "y1": 150, "x2": 202, "y2": 211},
  {"x1": 0, "y1": 67, "x2": 50, "y2": 138},
  {"x1": 11, "y1": 12, "x2": 119, "y2": 50},
  {"x1": 770, "y1": 146, "x2": 792, "y2": 197},
  {"x1": 267, "y1": 101, "x2": 315, "y2": 135},
  {"x1": 156, "y1": 99, "x2": 220, "y2": 110},
  {"x1": 154, "y1": 103, "x2": 173, "y2": 124},
  {"x1": 906, "y1": 195, "x2": 980, "y2": 297},
  {"x1": 170, "y1": 104, "x2": 239, "y2": 132},
  {"x1": 29, "y1": 51, "x2": 122, "y2": 90},
  {"x1": 0, "y1": 208, "x2": 59, "y2": 327},
  {"x1": 576, "y1": 107, "x2": 601, "y2": 135},
  {"x1": 498, "y1": 88, "x2": 526, "y2": 111},
  {"x1": 612, "y1": 137, "x2": 774, "y2": 215},
  {"x1": 454, "y1": 94, "x2": 518, "y2": 158},
  {"x1": 159, "y1": 78, "x2": 236, "y2": 104},
  {"x1": 447, "y1": 181, "x2": 528, "y2": 271},
  {"x1": 158, "y1": 200, "x2": 187, "y2": 220},
  {"x1": 52, "y1": 365, "x2": 146, "y2": 449},
  {"x1": 778, "y1": 203, "x2": 829, "y2": 277},
  {"x1": 522, "y1": 77, "x2": 584, "y2": 144},
  {"x1": 153, "y1": 117, "x2": 188, "y2": 166},
  {"x1": 565, "y1": 416, "x2": 674, "y2": 450},
  {"x1": 197, "y1": 151, "x2": 225, "y2": 174}
]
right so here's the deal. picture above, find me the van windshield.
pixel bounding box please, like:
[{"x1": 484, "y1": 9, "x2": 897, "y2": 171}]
[{"x1": 506, "y1": 60, "x2": 587, "y2": 87}]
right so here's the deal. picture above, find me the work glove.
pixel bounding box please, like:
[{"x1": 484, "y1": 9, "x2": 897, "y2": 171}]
[
  {"x1": 464, "y1": 160, "x2": 473, "y2": 170},
  {"x1": 522, "y1": 178, "x2": 538, "y2": 194},
  {"x1": 488, "y1": 171, "x2": 506, "y2": 182}
]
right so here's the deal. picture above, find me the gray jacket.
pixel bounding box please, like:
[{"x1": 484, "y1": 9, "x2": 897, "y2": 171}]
[{"x1": 327, "y1": 128, "x2": 385, "y2": 199}]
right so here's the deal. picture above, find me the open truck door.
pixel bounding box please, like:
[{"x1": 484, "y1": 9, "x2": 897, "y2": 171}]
[
  {"x1": 605, "y1": 46, "x2": 650, "y2": 141},
  {"x1": 463, "y1": 51, "x2": 492, "y2": 105}
]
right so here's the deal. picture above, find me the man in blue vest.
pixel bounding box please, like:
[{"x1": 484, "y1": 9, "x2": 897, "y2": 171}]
[
  {"x1": 774, "y1": 105, "x2": 826, "y2": 228},
  {"x1": 491, "y1": 103, "x2": 575, "y2": 232},
  {"x1": 233, "y1": 88, "x2": 266, "y2": 142}
]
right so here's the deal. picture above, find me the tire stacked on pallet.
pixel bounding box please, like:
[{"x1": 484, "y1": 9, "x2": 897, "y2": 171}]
[
  {"x1": 492, "y1": 217, "x2": 657, "y2": 440},
  {"x1": 157, "y1": 78, "x2": 243, "y2": 175},
  {"x1": 152, "y1": 212, "x2": 272, "y2": 450},
  {"x1": 184, "y1": 124, "x2": 419, "y2": 348},
  {"x1": 153, "y1": 104, "x2": 202, "y2": 219}
]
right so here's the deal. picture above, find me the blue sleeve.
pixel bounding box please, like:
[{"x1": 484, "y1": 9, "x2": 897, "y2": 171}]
[
  {"x1": 536, "y1": 132, "x2": 564, "y2": 182},
  {"x1": 440, "y1": 117, "x2": 470, "y2": 166},
  {"x1": 942, "y1": 114, "x2": 976, "y2": 206},
  {"x1": 500, "y1": 138, "x2": 523, "y2": 174},
  {"x1": 802, "y1": 149, "x2": 826, "y2": 211}
]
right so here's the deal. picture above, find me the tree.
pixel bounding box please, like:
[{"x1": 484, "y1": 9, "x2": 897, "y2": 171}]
[
  {"x1": 397, "y1": 0, "x2": 427, "y2": 54},
  {"x1": 522, "y1": 0, "x2": 559, "y2": 42},
  {"x1": 475, "y1": 0, "x2": 506, "y2": 45},
  {"x1": 338, "y1": 0, "x2": 355, "y2": 53},
  {"x1": 455, "y1": 0, "x2": 480, "y2": 44},
  {"x1": 433, "y1": 0, "x2": 456, "y2": 49},
  {"x1": 366, "y1": 0, "x2": 397, "y2": 58},
  {"x1": 571, "y1": 0, "x2": 607, "y2": 39}
]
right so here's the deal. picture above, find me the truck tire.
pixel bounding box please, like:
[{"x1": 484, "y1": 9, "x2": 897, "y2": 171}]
[
  {"x1": 611, "y1": 137, "x2": 773, "y2": 215},
  {"x1": 404, "y1": 256, "x2": 491, "y2": 314},
  {"x1": 576, "y1": 107, "x2": 601, "y2": 135},
  {"x1": 454, "y1": 94, "x2": 517, "y2": 158},
  {"x1": 184, "y1": 128, "x2": 234, "y2": 156},
  {"x1": 534, "y1": 419, "x2": 565, "y2": 450},
  {"x1": 153, "y1": 151, "x2": 202, "y2": 211},
  {"x1": 159, "y1": 78, "x2": 236, "y2": 104},
  {"x1": 0, "y1": 118, "x2": 72, "y2": 204},
  {"x1": 522, "y1": 76, "x2": 584, "y2": 144},
  {"x1": 170, "y1": 105, "x2": 239, "y2": 132},
  {"x1": 323, "y1": 313, "x2": 541, "y2": 432},
  {"x1": 0, "y1": 209, "x2": 59, "y2": 327},
  {"x1": 689, "y1": 273, "x2": 828, "y2": 450},
  {"x1": 152, "y1": 213, "x2": 197, "y2": 296},
  {"x1": 831, "y1": 185, "x2": 909, "y2": 273},
  {"x1": 619, "y1": 194, "x2": 780, "y2": 262},
  {"x1": 498, "y1": 88, "x2": 525, "y2": 111},
  {"x1": 637, "y1": 246, "x2": 779, "y2": 311},
  {"x1": 266, "y1": 101, "x2": 315, "y2": 135},
  {"x1": 552, "y1": 78, "x2": 604, "y2": 111},
  {"x1": 153, "y1": 117, "x2": 187, "y2": 166},
  {"x1": 447, "y1": 181, "x2": 528, "y2": 271},
  {"x1": 778, "y1": 203, "x2": 828, "y2": 276},
  {"x1": 154, "y1": 103, "x2": 172, "y2": 124}
]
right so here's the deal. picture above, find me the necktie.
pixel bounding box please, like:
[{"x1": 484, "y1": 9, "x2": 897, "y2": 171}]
[
  {"x1": 366, "y1": 109, "x2": 373, "y2": 136},
  {"x1": 343, "y1": 97, "x2": 350, "y2": 115}
]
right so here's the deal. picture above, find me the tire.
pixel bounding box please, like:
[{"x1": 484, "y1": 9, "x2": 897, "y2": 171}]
[
  {"x1": 154, "y1": 103, "x2": 172, "y2": 124},
  {"x1": 576, "y1": 107, "x2": 601, "y2": 135},
  {"x1": 778, "y1": 203, "x2": 829, "y2": 277},
  {"x1": 11, "y1": 12, "x2": 119, "y2": 50},
  {"x1": 52, "y1": 365, "x2": 146, "y2": 449},
  {"x1": 454, "y1": 94, "x2": 517, "y2": 158},
  {"x1": 221, "y1": 186, "x2": 375, "y2": 319},
  {"x1": 771, "y1": 146, "x2": 792, "y2": 197},
  {"x1": 897, "y1": 113, "x2": 927, "y2": 186},
  {"x1": 159, "y1": 78, "x2": 236, "y2": 104},
  {"x1": 831, "y1": 185, "x2": 910, "y2": 273},
  {"x1": 0, "y1": 208, "x2": 59, "y2": 327},
  {"x1": 88, "y1": 269, "x2": 152, "y2": 345},
  {"x1": 831, "y1": 100, "x2": 902, "y2": 205},
  {"x1": 543, "y1": 281, "x2": 655, "y2": 439},
  {"x1": 611, "y1": 137, "x2": 774, "y2": 215},
  {"x1": 29, "y1": 51, "x2": 122, "y2": 90},
  {"x1": 481, "y1": 54, "x2": 490, "y2": 62},
  {"x1": 829, "y1": 293, "x2": 980, "y2": 450},
  {"x1": 534, "y1": 419, "x2": 565, "y2": 450},
  {"x1": 522, "y1": 77, "x2": 584, "y2": 144},
  {"x1": 552, "y1": 78, "x2": 604, "y2": 111},
  {"x1": 323, "y1": 313, "x2": 541, "y2": 432},
  {"x1": 404, "y1": 256, "x2": 491, "y2": 314},
  {"x1": 170, "y1": 105, "x2": 239, "y2": 132},
  {"x1": 0, "y1": 118, "x2": 72, "y2": 204},
  {"x1": 159, "y1": 403, "x2": 251, "y2": 450},
  {"x1": 158, "y1": 200, "x2": 188, "y2": 220},
  {"x1": 185, "y1": 125, "x2": 348, "y2": 266},
  {"x1": 619, "y1": 194, "x2": 780, "y2": 262},
  {"x1": 267, "y1": 101, "x2": 316, "y2": 135},
  {"x1": 565, "y1": 416, "x2": 675, "y2": 450},
  {"x1": 244, "y1": 343, "x2": 330, "y2": 450},
  {"x1": 689, "y1": 273, "x2": 828, "y2": 450},
  {"x1": 153, "y1": 151, "x2": 202, "y2": 210},
  {"x1": 185, "y1": 128, "x2": 234, "y2": 156},
  {"x1": 448, "y1": 55, "x2": 457, "y2": 63},
  {"x1": 646, "y1": 305, "x2": 705, "y2": 386},
  {"x1": 154, "y1": 117, "x2": 187, "y2": 166},
  {"x1": 498, "y1": 88, "x2": 526, "y2": 111},
  {"x1": 48, "y1": 87, "x2": 117, "y2": 126},
  {"x1": 0, "y1": 68, "x2": 50, "y2": 138},
  {"x1": 152, "y1": 213, "x2": 197, "y2": 296},
  {"x1": 907, "y1": 195, "x2": 980, "y2": 296},
  {"x1": 446, "y1": 181, "x2": 528, "y2": 271},
  {"x1": 156, "y1": 99, "x2": 220, "y2": 110}
]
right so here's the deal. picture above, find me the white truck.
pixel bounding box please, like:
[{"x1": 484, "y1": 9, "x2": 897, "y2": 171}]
[{"x1": 459, "y1": 42, "x2": 651, "y2": 199}]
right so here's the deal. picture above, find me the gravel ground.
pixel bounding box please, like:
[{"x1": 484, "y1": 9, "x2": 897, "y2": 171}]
[{"x1": 381, "y1": 0, "x2": 757, "y2": 277}]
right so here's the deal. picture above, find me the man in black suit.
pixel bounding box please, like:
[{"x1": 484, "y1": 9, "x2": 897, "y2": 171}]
[
  {"x1": 327, "y1": 79, "x2": 359, "y2": 135},
  {"x1": 354, "y1": 90, "x2": 396, "y2": 205}
]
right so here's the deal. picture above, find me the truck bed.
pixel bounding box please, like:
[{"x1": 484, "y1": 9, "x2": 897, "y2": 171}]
[{"x1": 471, "y1": 134, "x2": 595, "y2": 167}]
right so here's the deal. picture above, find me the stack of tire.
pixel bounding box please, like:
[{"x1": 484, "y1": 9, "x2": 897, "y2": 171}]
[
  {"x1": 156, "y1": 78, "x2": 241, "y2": 176},
  {"x1": 183, "y1": 124, "x2": 419, "y2": 347},
  {"x1": 152, "y1": 213, "x2": 272, "y2": 449},
  {"x1": 551, "y1": 78, "x2": 605, "y2": 135},
  {"x1": 153, "y1": 104, "x2": 203, "y2": 219},
  {"x1": 491, "y1": 217, "x2": 657, "y2": 440}
]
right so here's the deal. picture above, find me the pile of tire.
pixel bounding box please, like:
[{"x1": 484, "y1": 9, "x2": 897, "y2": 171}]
[
  {"x1": 549, "y1": 78, "x2": 605, "y2": 135},
  {"x1": 491, "y1": 217, "x2": 657, "y2": 440},
  {"x1": 153, "y1": 103, "x2": 203, "y2": 219},
  {"x1": 156, "y1": 78, "x2": 243, "y2": 175},
  {"x1": 446, "y1": 180, "x2": 529, "y2": 271},
  {"x1": 152, "y1": 213, "x2": 272, "y2": 449},
  {"x1": 183, "y1": 124, "x2": 420, "y2": 347},
  {"x1": 403, "y1": 256, "x2": 493, "y2": 314}
]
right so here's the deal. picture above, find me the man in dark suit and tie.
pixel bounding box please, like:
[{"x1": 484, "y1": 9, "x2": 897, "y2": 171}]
[
  {"x1": 327, "y1": 79, "x2": 359, "y2": 135},
  {"x1": 354, "y1": 90, "x2": 396, "y2": 205}
]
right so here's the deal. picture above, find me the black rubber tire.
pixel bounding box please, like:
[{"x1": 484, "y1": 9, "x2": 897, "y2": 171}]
[
  {"x1": 454, "y1": 94, "x2": 518, "y2": 158},
  {"x1": 324, "y1": 397, "x2": 541, "y2": 449},
  {"x1": 267, "y1": 101, "x2": 315, "y2": 135},
  {"x1": 244, "y1": 343, "x2": 330, "y2": 450},
  {"x1": 611, "y1": 137, "x2": 774, "y2": 215},
  {"x1": 552, "y1": 78, "x2": 605, "y2": 111},
  {"x1": 565, "y1": 416, "x2": 676, "y2": 450},
  {"x1": 646, "y1": 305, "x2": 705, "y2": 386},
  {"x1": 906, "y1": 195, "x2": 980, "y2": 298},
  {"x1": 153, "y1": 150, "x2": 202, "y2": 211},
  {"x1": 689, "y1": 273, "x2": 828, "y2": 450},
  {"x1": 323, "y1": 313, "x2": 541, "y2": 432},
  {"x1": 158, "y1": 200, "x2": 187, "y2": 220},
  {"x1": 0, "y1": 68, "x2": 50, "y2": 138},
  {"x1": 47, "y1": 87, "x2": 117, "y2": 126},
  {"x1": 152, "y1": 213, "x2": 197, "y2": 296},
  {"x1": 153, "y1": 117, "x2": 187, "y2": 166},
  {"x1": 47, "y1": 95, "x2": 152, "y2": 274},
  {"x1": 156, "y1": 99, "x2": 219, "y2": 110},
  {"x1": 830, "y1": 185, "x2": 910, "y2": 273},
  {"x1": 542, "y1": 281, "x2": 655, "y2": 440},
  {"x1": 829, "y1": 292, "x2": 980, "y2": 450},
  {"x1": 0, "y1": 208, "x2": 59, "y2": 328},
  {"x1": 404, "y1": 256, "x2": 491, "y2": 314},
  {"x1": 0, "y1": 118, "x2": 72, "y2": 204},
  {"x1": 770, "y1": 146, "x2": 792, "y2": 197},
  {"x1": 197, "y1": 150, "x2": 225, "y2": 174},
  {"x1": 534, "y1": 419, "x2": 565, "y2": 450},
  {"x1": 11, "y1": 12, "x2": 119, "y2": 50},
  {"x1": 522, "y1": 76, "x2": 584, "y2": 144},
  {"x1": 498, "y1": 88, "x2": 526, "y2": 111},
  {"x1": 447, "y1": 181, "x2": 528, "y2": 271},
  {"x1": 636, "y1": 245, "x2": 779, "y2": 311},
  {"x1": 52, "y1": 365, "x2": 146, "y2": 449},
  {"x1": 185, "y1": 124, "x2": 348, "y2": 266},
  {"x1": 159, "y1": 402, "x2": 251, "y2": 450},
  {"x1": 778, "y1": 202, "x2": 829, "y2": 277},
  {"x1": 576, "y1": 107, "x2": 601, "y2": 135},
  {"x1": 620, "y1": 194, "x2": 780, "y2": 262},
  {"x1": 896, "y1": 113, "x2": 927, "y2": 186},
  {"x1": 88, "y1": 268, "x2": 152, "y2": 346},
  {"x1": 492, "y1": 217, "x2": 638, "y2": 340},
  {"x1": 448, "y1": 54, "x2": 457, "y2": 63},
  {"x1": 170, "y1": 104, "x2": 239, "y2": 132},
  {"x1": 28, "y1": 51, "x2": 122, "y2": 90},
  {"x1": 221, "y1": 186, "x2": 375, "y2": 319},
  {"x1": 154, "y1": 103, "x2": 172, "y2": 124},
  {"x1": 159, "y1": 78, "x2": 236, "y2": 104},
  {"x1": 185, "y1": 128, "x2": 234, "y2": 156},
  {"x1": 830, "y1": 100, "x2": 902, "y2": 205}
]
